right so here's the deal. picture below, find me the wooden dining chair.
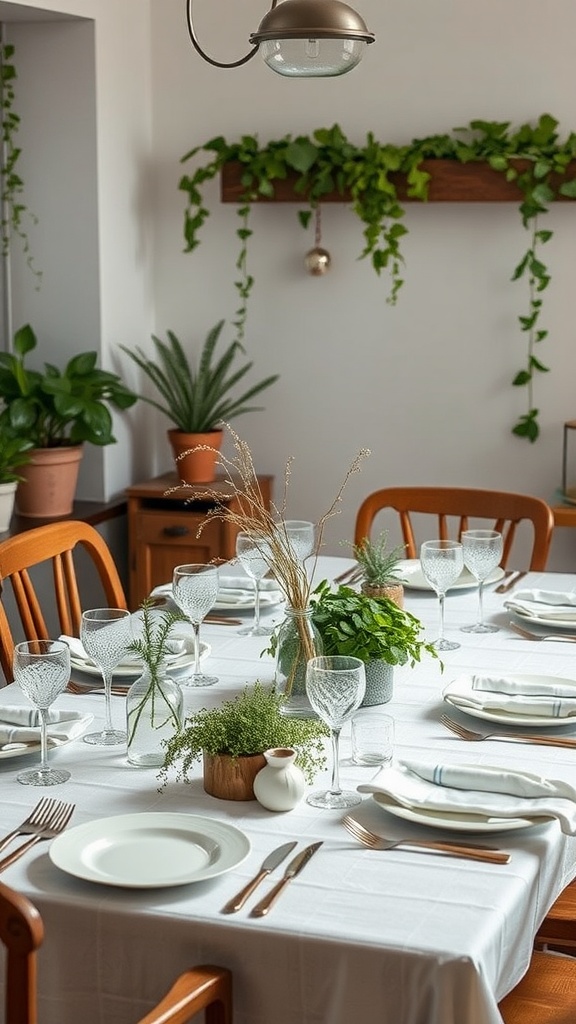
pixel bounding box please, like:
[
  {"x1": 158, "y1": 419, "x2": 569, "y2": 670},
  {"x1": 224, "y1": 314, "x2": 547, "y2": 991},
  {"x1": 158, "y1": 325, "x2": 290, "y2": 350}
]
[
  {"x1": 354, "y1": 486, "x2": 554, "y2": 571},
  {"x1": 0, "y1": 520, "x2": 128, "y2": 684},
  {"x1": 0, "y1": 878, "x2": 232, "y2": 1024},
  {"x1": 499, "y1": 920, "x2": 576, "y2": 1023}
]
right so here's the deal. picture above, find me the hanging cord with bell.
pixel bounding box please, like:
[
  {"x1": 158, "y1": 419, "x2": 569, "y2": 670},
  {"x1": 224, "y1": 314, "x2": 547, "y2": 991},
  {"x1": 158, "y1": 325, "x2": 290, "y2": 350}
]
[{"x1": 304, "y1": 206, "x2": 331, "y2": 276}]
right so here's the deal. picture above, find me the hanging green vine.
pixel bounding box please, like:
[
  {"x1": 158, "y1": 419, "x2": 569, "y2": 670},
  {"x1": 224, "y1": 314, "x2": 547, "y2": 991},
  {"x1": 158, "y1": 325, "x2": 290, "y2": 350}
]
[
  {"x1": 0, "y1": 41, "x2": 41, "y2": 287},
  {"x1": 179, "y1": 115, "x2": 576, "y2": 442}
]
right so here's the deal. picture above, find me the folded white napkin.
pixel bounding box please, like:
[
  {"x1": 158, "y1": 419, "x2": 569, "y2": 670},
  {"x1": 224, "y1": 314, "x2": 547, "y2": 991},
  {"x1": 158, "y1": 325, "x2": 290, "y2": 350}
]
[
  {"x1": 151, "y1": 581, "x2": 284, "y2": 608},
  {"x1": 505, "y1": 588, "x2": 576, "y2": 621},
  {"x1": 60, "y1": 634, "x2": 187, "y2": 667},
  {"x1": 444, "y1": 674, "x2": 576, "y2": 717},
  {"x1": 217, "y1": 573, "x2": 280, "y2": 592},
  {"x1": 358, "y1": 758, "x2": 576, "y2": 833},
  {"x1": 0, "y1": 706, "x2": 93, "y2": 750},
  {"x1": 471, "y1": 673, "x2": 576, "y2": 698}
]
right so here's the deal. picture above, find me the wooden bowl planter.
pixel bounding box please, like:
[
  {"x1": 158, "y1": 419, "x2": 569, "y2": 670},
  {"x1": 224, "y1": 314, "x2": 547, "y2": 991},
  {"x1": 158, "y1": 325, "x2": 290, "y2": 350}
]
[{"x1": 202, "y1": 751, "x2": 266, "y2": 801}]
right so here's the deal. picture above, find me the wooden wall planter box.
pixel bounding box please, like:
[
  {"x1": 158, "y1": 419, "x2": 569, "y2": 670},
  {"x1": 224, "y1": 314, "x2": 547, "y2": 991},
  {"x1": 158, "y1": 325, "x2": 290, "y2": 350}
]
[{"x1": 221, "y1": 159, "x2": 576, "y2": 204}]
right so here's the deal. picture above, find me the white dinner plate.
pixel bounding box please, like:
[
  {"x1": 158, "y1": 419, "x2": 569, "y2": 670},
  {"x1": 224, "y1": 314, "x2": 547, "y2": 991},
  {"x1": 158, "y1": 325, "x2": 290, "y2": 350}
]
[
  {"x1": 69, "y1": 641, "x2": 210, "y2": 683},
  {"x1": 372, "y1": 792, "x2": 537, "y2": 832},
  {"x1": 508, "y1": 607, "x2": 576, "y2": 631},
  {"x1": 49, "y1": 812, "x2": 251, "y2": 888},
  {"x1": 442, "y1": 675, "x2": 576, "y2": 728},
  {"x1": 398, "y1": 559, "x2": 505, "y2": 592}
]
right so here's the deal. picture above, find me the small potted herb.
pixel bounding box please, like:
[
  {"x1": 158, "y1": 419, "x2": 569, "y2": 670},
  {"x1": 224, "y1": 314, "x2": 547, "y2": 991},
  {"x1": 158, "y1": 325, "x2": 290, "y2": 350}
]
[
  {"x1": 159, "y1": 682, "x2": 328, "y2": 800},
  {"x1": 352, "y1": 530, "x2": 407, "y2": 606},
  {"x1": 311, "y1": 581, "x2": 439, "y2": 706},
  {"x1": 0, "y1": 424, "x2": 34, "y2": 531}
]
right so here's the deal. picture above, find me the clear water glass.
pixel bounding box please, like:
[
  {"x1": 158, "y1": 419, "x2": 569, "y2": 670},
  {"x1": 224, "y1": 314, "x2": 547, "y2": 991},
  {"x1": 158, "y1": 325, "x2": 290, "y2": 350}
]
[
  {"x1": 460, "y1": 529, "x2": 503, "y2": 634},
  {"x1": 14, "y1": 639, "x2": 71, "y2": 786},
  {"x1": 172, "y1": 564, "x2": 219, "y2": 685},
  {"x1": 420, "y1": 540, "x2": 464, "y2": 651},
  {"x1": 305, "y1": 655, "x2": 366, "y2": 809},
  {"x1": 81, "y1": 608, "x2": 132, "y2": 745},
  {"x1": 284, "y1": 520, "x2": 315, "y2": 562},
  {"x1": 235, "y1": 532, "x2": 273, "y2": 637}
]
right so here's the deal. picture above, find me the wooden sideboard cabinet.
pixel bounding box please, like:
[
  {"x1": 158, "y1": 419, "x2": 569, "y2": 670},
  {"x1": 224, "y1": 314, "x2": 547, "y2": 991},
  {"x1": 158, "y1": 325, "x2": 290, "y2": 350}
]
[{"x1": 126, "y1": 472, "x2": 273, "y2": 608}]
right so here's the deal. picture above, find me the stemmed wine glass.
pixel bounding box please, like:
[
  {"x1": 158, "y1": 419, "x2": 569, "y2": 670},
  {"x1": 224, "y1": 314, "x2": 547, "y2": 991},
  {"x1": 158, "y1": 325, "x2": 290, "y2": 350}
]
[
  {"x1": 460, "y1": 529, "x2": 503, "y2": 634},
  {"x1": 305, "y1": 655, "x2": 366, "y2": 809},
  {"x1": 420, "y1": 540, "x2": 464, "y2": 651},
  {"x1": 172, "y1": 564, "x2": 219, "y2": 685},
  {"x1": 284, "y1": 521, "x2": 315, "y2": 563},
  {"x1": 81, "y1": 608, "x2": 132, "y2": 745},
  {"x1": 14, "y1": 639, "x2": 71, "y2": 786},
  {"x1": 235, "y1": 532, "x2": 273, "y2": 637}
]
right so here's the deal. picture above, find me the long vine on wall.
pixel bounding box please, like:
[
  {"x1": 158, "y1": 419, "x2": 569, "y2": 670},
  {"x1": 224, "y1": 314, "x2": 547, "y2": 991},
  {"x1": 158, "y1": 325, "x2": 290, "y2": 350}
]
[{"x1": 179, "y1": 115, "x2": 576, "y2": 442}]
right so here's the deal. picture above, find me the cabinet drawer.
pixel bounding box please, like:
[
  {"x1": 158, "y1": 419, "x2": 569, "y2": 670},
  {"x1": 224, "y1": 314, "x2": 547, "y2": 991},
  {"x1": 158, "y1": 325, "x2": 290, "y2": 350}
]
[{"x1": 137, "y1": 510, "x2": 216, "y2": 546}]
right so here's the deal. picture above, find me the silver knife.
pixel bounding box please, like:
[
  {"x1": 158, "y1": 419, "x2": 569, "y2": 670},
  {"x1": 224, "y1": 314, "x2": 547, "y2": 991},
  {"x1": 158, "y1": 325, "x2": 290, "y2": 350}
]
[
  {"x1": 221, "y1": 842, "x2": 297, "y2": 914},
  {"x1": 496, "y1": 570, "x2": 528, "y2": 594},
  {"x1": 249, "y1": 841, "x2": 323, "y2": 918}
]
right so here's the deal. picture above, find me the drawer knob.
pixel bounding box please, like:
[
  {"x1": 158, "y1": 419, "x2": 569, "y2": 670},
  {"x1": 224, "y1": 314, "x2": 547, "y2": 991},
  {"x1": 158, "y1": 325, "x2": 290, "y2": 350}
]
[{"x1": 163, "y1": 525, "x2": 190, "y2": 537}]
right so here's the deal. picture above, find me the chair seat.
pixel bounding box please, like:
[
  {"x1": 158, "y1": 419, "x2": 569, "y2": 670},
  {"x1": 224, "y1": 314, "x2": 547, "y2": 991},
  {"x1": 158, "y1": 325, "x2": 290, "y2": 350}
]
[
  {"x1": 499, "y1": 949, "x2": 576, "y2": 1023},
  {"x1": 537, "y1": 880, "x2": 576, "y2": 950}
]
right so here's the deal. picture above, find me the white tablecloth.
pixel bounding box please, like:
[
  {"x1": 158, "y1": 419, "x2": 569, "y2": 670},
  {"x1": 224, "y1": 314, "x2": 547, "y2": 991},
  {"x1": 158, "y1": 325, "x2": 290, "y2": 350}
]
[{"x1": 1, "y1": 557, "x2": 576, "y2": 1024}]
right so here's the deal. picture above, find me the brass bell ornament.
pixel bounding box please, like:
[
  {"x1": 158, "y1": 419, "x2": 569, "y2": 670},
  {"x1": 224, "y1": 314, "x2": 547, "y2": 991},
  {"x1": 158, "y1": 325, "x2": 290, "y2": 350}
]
[{"x1": 304, "y1": 207, "x2": 331, "y2": 276}]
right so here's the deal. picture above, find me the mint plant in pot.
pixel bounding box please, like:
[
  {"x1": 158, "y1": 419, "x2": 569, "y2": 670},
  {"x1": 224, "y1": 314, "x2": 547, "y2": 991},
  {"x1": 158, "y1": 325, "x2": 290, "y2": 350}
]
[
  {"x1": 159, "y1": 682, "x2": 328, "y2": 801},
  {"x1": 0, "y1": 324, "x2": 137, "y2": 517},
  {"x1": 311, "y1": 581, "x2": 439, "y2": 706},
  {"x1": 119, "y1": 319, "x2": 278, "y2": 484}
]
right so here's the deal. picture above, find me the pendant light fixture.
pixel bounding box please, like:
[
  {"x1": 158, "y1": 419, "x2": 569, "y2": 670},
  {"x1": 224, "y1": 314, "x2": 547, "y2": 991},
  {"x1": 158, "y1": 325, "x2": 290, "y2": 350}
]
[{"x1": 186, "y1": 0, "x2": 375, "y2": 77}]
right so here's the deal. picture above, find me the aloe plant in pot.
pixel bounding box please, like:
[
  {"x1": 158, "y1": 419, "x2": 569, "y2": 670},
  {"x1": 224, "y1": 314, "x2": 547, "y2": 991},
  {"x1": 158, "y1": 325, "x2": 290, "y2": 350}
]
[
  {"x1": 0, "y1": 324, "x2": 138, "y2": 517},
  {"x1": 119, "y1": 320, "x2": 279, "y2": 484}
]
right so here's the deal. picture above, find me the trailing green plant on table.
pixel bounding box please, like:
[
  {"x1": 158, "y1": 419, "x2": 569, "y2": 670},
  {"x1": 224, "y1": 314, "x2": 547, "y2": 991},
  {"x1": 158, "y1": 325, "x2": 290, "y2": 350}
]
[
  {"x1": 119, "y1": 319, "x2": 278, "y2": 433},
  {"x1": 0, "y1": 324, "x2": 137, "y2": 448},
  {"x1": 179, "y1": 115, "x2": 576, "y2": 441},
  {"x1": 310, "y1": 580, "x2": 439, "y2": 668},
  {"x1": 158, "y1": 682, "x2": 328, "y2": 787}
]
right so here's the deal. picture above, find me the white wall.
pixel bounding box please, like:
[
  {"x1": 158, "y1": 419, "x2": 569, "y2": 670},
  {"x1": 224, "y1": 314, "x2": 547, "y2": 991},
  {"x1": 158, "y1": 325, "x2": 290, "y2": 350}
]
[
  {"x1": 149, "y1": 0, "x2": 576, "y2": 568},
  {"x1": 4, "y1": 0, "x2": 576, "y2": 570}
]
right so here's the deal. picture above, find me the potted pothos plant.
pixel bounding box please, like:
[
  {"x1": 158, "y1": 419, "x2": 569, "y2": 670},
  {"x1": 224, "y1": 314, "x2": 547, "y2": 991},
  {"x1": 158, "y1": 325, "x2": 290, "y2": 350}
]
[
  {"x1": 310, "y1": 581, "x2": 439, "y2": 706},
  {"x1": 0, "y1": 424, "x2": 34, "y2": 531},
  {"x1": 0, "y1": 323, "x2": 137, "y2": 517},
  {"x1": 119, "y1": 319, "x2": 278, "y2": 483},
  {"x1": 159, "y1": 682, "x2": 328, "y2": 801}
]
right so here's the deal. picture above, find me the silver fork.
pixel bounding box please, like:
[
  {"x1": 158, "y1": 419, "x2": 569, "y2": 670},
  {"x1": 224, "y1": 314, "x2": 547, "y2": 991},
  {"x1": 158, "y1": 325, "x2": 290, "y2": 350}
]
[
  {"x1": 440, "y1": 713, "x2": 576, "y2": 749},
  {"x1": 66, "y1": 680, "x2": 126, "y2": 696},
  {"x1": 342, "y1": 816, "x2": 510, "y2": 863},
  {"x1": 0, "y1": 801, "x2": 75, "y2": 872},
  {"x1": 509, "y1": 621, "x2": 576, "y2": 643},
  {"x1": 0, "y1": 797, "x2": 59, "y2": 854}
]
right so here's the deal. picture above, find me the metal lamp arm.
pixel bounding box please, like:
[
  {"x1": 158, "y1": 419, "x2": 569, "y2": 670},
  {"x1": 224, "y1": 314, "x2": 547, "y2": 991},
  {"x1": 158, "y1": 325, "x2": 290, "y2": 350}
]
[{"x1": 186, "y1": 0, "x2": 279, "y2": 69}]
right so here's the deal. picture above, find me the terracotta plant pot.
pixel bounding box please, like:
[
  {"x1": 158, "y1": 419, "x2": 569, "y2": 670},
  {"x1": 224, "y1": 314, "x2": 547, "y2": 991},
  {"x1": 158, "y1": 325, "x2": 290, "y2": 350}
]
[
  {"x1": 203, "y1": 751, "x2": 266, "y2": 801},
  {"x1": 361, "y1": 582, "x2": 404, "y2": 608},
  {"x1": 168, "y1": 429, "x2": 223, "y2": 484},
  {"x1": 15, "y1": 446, "x2": 83, "y2": 518}
]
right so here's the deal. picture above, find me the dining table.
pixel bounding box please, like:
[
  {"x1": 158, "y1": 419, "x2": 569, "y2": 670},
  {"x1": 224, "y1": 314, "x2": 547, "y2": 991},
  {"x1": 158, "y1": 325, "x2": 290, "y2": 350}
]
[{"x1": 1, "y1": 555, "x2": 576, "y2": 1024}]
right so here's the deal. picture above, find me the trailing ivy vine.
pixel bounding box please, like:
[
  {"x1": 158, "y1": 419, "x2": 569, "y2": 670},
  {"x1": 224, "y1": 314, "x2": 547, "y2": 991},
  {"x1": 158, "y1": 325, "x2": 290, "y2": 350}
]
[
  {"x1": 0, "y1": 41, "x2": 41, "y2": 287},
  {"x1": 179, "y1": 115, "x2": 576, "y2": 441}
]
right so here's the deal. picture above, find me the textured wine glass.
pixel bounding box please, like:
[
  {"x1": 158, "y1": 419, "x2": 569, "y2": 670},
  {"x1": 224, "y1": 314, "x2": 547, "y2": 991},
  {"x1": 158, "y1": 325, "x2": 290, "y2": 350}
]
[
  {"x1": 460, "y1": 529, "x2": 503, "y2": 634},
  {"x1": 14, "y1": 639, "x2": 71, "y2": 786},
  {"x1": 81, "y1": 608, "x2": 132, "y2": 745},
  {"x1": 235, "y1": 533, "x2": 273, "y2": 637},
  {"x1": 284, "y1": 520, "x2": 315, "y2": 563},
  {"x1": 305, "y1": 655, "x2": 366, "y2": 809},
  {"x1": 420, "y1": 540, "x2": 464, "y2": 651},
  {"x1": 172, "y1": 564, "x2": 219, "y2": 685}
]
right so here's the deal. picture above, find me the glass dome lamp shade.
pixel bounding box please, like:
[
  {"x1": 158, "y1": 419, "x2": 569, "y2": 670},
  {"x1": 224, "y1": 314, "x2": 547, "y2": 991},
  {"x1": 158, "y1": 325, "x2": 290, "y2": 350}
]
[
  {"x1": 250, "y1": 0, "x2": 375, "y2": 77},
  {"x1": 185, "y1": 0, "x2": 374, "y2": 76}
]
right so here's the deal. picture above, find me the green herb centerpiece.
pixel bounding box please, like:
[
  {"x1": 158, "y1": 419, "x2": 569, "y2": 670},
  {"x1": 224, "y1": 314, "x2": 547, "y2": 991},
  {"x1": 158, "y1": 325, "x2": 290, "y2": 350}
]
[
  {"x1": 310, "y1": 581, "x2": 439, "y2": 706},
  {"x1": 159, "y1": 682, "x2": 328, "y2": 801},
  {"x1": 125, "y1": 601, "x2": 189, "y2": 767}
]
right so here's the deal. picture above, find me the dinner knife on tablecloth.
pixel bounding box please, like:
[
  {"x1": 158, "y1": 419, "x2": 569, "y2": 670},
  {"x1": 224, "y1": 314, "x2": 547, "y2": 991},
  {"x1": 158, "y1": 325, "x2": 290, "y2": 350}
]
[
  {"x1": 249, "y1": 841, "x2": 323, "y2": 918},
  {"x1": 221, "y1": 841, "x2": 297, "y2": 913}
]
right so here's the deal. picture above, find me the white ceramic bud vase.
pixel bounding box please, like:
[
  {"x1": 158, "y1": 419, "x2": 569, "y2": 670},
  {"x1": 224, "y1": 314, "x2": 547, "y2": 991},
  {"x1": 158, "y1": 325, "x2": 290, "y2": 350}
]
[{"x1": 253, "y1": 747, "x2": 306, "y2": 812}]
